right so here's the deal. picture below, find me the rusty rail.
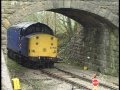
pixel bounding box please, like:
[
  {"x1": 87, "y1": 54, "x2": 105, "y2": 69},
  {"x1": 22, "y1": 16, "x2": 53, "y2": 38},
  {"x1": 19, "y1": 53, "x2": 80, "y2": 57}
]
[
  {"x1": 40, "y1": 69, "x2": 91, "y2": 90},
  {"x1": 55, "y1": 67, "x2": 119, "y2": 90}
]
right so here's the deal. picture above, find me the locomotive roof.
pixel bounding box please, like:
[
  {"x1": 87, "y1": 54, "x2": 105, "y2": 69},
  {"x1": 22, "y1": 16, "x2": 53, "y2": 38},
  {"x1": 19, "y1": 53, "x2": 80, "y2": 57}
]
[
  {"x1": 11, "y1": 22, "x2": 51, "y2": 30},
  {"x1": 12, "y1": 22, "x2": 35, "y2": 29},
  {"x1": 8, "y1": 22, "x2": 54, "y2": 36}
]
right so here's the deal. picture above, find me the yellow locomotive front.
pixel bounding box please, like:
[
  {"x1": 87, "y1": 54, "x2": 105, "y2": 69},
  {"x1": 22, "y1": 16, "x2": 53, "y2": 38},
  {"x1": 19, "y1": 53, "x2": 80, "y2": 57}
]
[{"x1": 28, "y1": 33, "x2": 58, "y2": 60}]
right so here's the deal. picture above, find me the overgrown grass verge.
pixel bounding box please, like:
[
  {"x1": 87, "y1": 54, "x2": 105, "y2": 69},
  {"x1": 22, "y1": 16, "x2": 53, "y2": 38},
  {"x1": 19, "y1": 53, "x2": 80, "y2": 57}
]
[{"x1": 6, "y1": 57, "x2": 27, "y2": 75}]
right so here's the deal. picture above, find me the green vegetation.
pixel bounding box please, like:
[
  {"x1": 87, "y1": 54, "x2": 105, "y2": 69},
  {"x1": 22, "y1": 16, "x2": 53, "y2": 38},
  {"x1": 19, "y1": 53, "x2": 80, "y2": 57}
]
[
  {"x1": 6, "y1": 57, "x2": 27, "y2": 77},
  {"x1": 20, "y1": 79, "x2": 43, "y2": 90}
]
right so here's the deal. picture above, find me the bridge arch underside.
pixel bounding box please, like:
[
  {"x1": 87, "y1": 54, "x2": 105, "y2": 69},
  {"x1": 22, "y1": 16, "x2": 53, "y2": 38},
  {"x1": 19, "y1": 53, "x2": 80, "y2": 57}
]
[
  {"x1": 48, "y1": 8, "x2": 118, "y2": 76},
  {"x1": 49, "y1": 8, "x2": 117, "y2": 29},
  {"x1": 6, "y1": 7, "x2": 119, "y2": 76}
]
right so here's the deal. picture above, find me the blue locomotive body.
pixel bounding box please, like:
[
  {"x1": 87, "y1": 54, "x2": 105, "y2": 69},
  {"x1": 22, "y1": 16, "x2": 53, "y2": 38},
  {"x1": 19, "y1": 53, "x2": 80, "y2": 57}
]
[{"x1": 7, "y1": 27, "x2": 21, "y2": 53}]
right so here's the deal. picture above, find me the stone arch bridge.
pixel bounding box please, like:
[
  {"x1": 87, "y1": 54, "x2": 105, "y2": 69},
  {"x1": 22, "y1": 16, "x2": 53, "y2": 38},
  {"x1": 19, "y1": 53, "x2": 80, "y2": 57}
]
[{"x1": 1, "y1": 0, "x2": 119, "y2": 76}]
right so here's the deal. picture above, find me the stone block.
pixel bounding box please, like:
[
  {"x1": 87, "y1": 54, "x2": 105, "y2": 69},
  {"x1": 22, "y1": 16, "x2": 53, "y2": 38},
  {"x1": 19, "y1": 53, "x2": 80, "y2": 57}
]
[
  {"x1": 44, "y1": 1, "x2": 54, "y2": 9},
  {"x1": 1, "y1": 45, "x2": 6, "y2": 49},
  {"x1": 113, "y1": 52, "x2": 119, "y2": 56},
  {"x1": 104, "y1": 67, "x2": 118, "y2": 76},
  {"x1": 92, "y1": 60, "x2": 101, "y2": 65},
  {"x1": 106, "y1": 12, "x2": 115, "y2": 22},
  {"x1": 2, "y1": 35, "x2": 7, "y2": 40},
  {"x1": 83, "y1": 2, "x2": 98, "y2": 13},
  {"x1": 112, "y1": 15, "x2": 119, "y2": 27},
  {"x1": 2, "y1": 1, "x2": 15, "y2": 8},
  {"x1": 2, "y1": 19, "x2": 11, "y2": 29},
  {"x1": 89, "y1": 64, "x2": 100, "y2": 71},
  {"x1": 3, "y1": 49, "x2": 7, "y2": 54},
  {"x1": 2, "y1": 29, "x2": 7, "y2": 34},
  {"x1": 52, "y1": 0, "x2": 59, "y2": 8},
  {"x1": 99, "y1": 67, "x2": 106, "y2": 73},
  {"x1": 97, "y1": 8, "x2": 109, "y2": 17},
  {"x1": 91, "y1": 5, "x2": 101, "y2": 15},
  {"x1": 2, "y1": 40, "x2": 7, "y2": 45},
  {"x1": 100, "y1": 60, "x2": 107, "y2": 67},
  {"x1": 64, "y1": 0, "x2": 71, "y2": 8},
  {"x1": 71, "y1": 1, "x2": 85, "y2": 10},
  {"x1": 4, "y1": 8, "x2": 15, "y2": 14}
]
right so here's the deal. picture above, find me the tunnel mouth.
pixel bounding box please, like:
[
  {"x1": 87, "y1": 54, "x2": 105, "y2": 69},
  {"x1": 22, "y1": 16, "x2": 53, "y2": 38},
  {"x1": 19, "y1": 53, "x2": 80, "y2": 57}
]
[{"x1": 48, "y1": 8, "x2": 117, "y2": 29}]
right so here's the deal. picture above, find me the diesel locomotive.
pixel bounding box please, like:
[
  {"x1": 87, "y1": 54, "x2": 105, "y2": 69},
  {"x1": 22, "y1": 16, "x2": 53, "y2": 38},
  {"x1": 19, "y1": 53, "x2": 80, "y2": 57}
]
[{"x1": 7, "y1": 22, "x2": 59, "y2": 68}]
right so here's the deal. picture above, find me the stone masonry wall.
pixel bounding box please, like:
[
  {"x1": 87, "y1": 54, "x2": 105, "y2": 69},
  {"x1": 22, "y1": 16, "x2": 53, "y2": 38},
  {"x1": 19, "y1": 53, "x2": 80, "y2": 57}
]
[{"x1": 62, "y1": 23, "x2": 119, "y2": 76}]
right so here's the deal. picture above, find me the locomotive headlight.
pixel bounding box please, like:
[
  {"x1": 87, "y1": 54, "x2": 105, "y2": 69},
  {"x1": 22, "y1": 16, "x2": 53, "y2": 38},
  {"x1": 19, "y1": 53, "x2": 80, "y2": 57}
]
[{"x1": 39, "y1": 57, "x2": 40, "y2": 59}]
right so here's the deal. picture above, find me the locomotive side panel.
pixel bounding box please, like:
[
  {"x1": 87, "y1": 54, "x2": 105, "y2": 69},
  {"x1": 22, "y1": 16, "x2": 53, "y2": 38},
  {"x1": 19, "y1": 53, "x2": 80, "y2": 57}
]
[{"x1": 7, "y1": 28, "x2": 21, "y2": 53}]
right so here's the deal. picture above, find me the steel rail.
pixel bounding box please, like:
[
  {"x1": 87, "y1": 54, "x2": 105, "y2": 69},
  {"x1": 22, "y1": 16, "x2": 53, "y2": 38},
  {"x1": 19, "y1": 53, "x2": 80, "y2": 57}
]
[
  {"x1": 54, "y1": 67, "x2": 119, "y2": 90},
  {"x1": 40, "y1": 69, "x2": 92, "y2": 90}
]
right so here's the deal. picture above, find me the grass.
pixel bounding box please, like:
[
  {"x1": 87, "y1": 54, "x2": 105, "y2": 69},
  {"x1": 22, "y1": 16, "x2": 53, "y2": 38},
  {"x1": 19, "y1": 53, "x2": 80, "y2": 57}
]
[
  {"x1": 6, "y1": 57, "x2": 26, "y2": 71},
  {"x1": 5, "y1": 56, "x2": 28, "y2": 77},
  {"x1": 20, "y1": 79, "x2": 55, "y2": 90}
]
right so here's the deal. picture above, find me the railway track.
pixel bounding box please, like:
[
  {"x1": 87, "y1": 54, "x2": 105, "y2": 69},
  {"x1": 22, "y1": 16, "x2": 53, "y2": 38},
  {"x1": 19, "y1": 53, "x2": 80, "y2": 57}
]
[
  {"x1": 9, "y1": 55, "x2": 118, "y2": 90},
  {"x1": 55, "y1": 67, "x2": 119, "y2": 90},
  {"x1": 40, "y1": 68, "x2": 91, "y2": 90},
  {"x1": 40, "y1": 67, "x2": 119, "y2": 90}
]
